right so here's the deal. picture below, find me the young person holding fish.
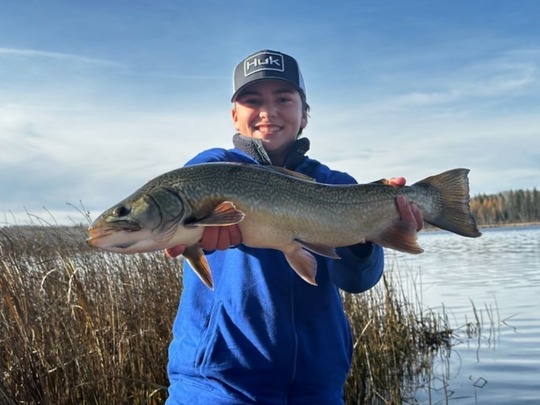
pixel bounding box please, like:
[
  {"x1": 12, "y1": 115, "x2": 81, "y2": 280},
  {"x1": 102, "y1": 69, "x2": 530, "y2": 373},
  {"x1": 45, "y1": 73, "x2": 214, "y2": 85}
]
[{"x1": 165, "y1": 50, "x2": 423, "y2": 404}]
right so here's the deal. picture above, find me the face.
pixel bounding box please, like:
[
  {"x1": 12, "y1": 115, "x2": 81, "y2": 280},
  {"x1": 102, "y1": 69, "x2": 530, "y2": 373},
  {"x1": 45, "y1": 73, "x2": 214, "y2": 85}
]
[{"x1": 232, "y1": 80, "x2": 308, "y2": 162}]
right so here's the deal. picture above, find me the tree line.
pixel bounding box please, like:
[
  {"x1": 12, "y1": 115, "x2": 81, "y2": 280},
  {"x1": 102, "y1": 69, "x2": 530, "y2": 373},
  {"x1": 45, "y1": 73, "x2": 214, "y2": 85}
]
[{"x1": 470, "y1": 189, "x2": 540, "y2": 226}]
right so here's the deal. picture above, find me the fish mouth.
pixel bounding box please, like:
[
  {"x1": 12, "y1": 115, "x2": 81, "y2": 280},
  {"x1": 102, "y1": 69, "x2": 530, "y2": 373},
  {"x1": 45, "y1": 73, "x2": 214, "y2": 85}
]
[
  {"x1": 90, "y1": 220, "x2": 142, "y2": 234},
  {"x1": 85, "y1": 237, "x2": 135, "y2": 250},
  {"x1": 86, "y1": 221, "x2": 143, "y2": 247}
]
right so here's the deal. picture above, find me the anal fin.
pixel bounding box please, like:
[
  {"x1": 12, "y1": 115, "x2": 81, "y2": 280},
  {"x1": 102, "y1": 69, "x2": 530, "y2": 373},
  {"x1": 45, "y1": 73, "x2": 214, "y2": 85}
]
[
  {"x1": 371, "y1": 220, "x2": 424, "y2": 254},
  {"x1": 283, "y1": 246, "x2": 318, "y2": 286},
  {"x1": 295, "y1": 239, "x2": 341, "y2": 259}
]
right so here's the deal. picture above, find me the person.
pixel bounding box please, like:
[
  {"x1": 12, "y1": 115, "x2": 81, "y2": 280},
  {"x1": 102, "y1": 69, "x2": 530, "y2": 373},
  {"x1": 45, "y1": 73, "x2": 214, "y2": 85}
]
[{"x1": 165, "y1": 49, "x2": 423, "y2": 405}]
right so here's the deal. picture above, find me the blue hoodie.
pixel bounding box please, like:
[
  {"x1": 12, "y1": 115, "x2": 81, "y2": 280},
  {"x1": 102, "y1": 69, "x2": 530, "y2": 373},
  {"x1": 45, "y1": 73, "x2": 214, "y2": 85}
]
[{"x1": 167, "y1": 138, "x2": 384, "y2": 404}]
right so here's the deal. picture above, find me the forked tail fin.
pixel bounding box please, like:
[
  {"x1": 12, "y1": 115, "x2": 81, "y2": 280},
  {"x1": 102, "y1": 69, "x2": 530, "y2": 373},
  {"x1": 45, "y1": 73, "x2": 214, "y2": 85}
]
[{"x1": 414, "y1": 168, "x2": 482, "y2": 238}]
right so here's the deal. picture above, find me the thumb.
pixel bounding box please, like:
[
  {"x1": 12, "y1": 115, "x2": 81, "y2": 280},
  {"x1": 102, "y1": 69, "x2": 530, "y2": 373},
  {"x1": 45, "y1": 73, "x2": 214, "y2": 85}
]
[{"x1": 165, "y1": 244, "x2": 186, "y2": 258}]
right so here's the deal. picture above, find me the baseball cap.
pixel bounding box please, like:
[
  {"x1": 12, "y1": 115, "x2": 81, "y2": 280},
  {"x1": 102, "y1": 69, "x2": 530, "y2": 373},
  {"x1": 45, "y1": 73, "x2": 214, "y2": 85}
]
[{"x1": 231, "y1": 50, "x2": 306, "y2": 102}]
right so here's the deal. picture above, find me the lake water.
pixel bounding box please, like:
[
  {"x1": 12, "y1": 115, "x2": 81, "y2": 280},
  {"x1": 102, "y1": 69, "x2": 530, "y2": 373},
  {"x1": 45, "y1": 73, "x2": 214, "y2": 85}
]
[{"x1": 387, "y1": 225, "x2": 540, "y2": 404}]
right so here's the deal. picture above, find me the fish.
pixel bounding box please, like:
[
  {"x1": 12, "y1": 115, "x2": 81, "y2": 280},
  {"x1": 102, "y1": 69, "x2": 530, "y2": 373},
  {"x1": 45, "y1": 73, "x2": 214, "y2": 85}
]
[{"x1": 86, "y1": 163, "x2": 481, "y2": 289}]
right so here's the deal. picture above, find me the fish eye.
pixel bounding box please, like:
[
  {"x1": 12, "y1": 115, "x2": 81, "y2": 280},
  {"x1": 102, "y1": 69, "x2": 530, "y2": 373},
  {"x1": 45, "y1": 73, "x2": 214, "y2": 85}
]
[{"x1": 113, "y1": 205, "x2": 131, "y2": 217}]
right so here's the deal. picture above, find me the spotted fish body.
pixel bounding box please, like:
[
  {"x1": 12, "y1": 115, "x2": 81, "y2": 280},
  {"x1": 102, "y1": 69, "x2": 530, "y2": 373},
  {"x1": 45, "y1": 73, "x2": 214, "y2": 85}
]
[{"x1": 87, "y1": 163, "x2": 481, "y2": 289}]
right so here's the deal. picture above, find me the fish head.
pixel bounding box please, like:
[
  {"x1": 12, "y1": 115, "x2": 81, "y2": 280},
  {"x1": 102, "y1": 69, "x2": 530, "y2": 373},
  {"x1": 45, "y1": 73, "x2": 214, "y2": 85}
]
[{"x1": 86, "y1": 185, "x2": 195, "y2": 253}]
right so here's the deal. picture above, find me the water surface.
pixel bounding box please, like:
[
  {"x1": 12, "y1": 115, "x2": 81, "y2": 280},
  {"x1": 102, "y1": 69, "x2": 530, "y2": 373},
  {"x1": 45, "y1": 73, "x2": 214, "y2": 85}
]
[{"x1": 388, "y1": 225, "x2": 540, "y2": 404}]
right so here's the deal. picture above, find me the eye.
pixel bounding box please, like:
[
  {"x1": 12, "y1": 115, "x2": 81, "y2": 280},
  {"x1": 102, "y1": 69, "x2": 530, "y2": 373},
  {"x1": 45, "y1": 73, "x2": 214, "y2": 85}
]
[
  {"x1": 237, "y1": 94, "x2": 262, "y2": 106},
  {"x1": 113, "y1": 205, "x2": 131, "y2": 217},
  {"x1": 243, "y1": 97, "x2": 261, "y2": 106}
]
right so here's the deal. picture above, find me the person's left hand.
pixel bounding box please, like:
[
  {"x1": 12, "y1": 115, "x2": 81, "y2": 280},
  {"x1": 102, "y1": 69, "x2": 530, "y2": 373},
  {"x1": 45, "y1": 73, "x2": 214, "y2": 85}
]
[{"x1": 387, "y1": 177, "x2": 424, "y2": 231}]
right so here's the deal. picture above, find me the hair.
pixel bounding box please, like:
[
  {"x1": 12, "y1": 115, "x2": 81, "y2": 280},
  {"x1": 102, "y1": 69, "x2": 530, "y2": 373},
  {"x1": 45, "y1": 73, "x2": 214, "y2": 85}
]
[{"x1": 298, "y1": 92, "x2": 310, "y2": 137}]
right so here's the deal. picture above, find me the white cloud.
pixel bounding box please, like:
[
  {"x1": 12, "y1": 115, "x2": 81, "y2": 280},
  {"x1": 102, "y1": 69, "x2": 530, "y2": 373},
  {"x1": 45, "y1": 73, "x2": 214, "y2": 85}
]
[
  {"x1": 0, "y1": 47, "x2": 122, "y2": 68},
  {"x1": 361, "y1": 59, "x2": 538, "y2": 115},
  {"x1": 2, "y1": 31, "x2": 539, "y2": 225},
  {"x1": 0, "y1": 101, "x2": 235, "y2": 226}
]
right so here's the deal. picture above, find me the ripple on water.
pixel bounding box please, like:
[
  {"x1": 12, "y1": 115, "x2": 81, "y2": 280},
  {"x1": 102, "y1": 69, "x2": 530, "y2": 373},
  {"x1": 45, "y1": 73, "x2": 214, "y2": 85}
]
[{"x1": 385, "y1": 226, "x2": 540, "y2": 403}]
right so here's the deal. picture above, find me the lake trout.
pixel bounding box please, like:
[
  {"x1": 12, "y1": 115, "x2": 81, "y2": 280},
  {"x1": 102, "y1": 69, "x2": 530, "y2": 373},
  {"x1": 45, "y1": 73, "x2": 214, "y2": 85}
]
[{"x1": 86, "y1": 163, "x2": 481, "y2": 289}]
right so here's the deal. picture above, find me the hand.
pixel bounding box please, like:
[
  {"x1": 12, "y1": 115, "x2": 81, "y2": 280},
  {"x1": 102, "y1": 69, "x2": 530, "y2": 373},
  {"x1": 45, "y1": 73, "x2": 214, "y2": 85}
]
[
  {"x1": 198, "y1": 225, "x2": 243, "y2": 251},
  {"x1": 165, "y1": 244, "x2": 186, "y2": 258},
  {"x1": 388, "y1": 177, "x2": 424, "y2": 231},
  {"x1": 165, "y1": 225, "x2": 243, "y2": 258}
]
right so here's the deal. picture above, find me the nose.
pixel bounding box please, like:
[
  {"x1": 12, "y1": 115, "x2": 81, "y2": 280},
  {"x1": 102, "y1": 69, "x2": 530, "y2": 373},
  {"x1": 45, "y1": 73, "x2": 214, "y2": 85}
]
[{"x1": 259, "y1": 102, "x2": 277, "y2": 118}]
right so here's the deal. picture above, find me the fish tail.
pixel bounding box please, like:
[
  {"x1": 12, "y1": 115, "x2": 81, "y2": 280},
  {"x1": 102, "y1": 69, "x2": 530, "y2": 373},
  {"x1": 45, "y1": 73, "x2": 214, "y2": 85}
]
[{"x1": 414, "y1": 168, "x2": 482, "y2": 238}]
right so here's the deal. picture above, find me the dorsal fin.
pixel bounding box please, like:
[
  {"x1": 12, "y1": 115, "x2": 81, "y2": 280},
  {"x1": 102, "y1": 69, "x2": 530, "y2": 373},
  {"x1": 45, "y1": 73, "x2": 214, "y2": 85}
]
[{"x1": 254, "y1": 165, "x2": 315, "y2": 182}]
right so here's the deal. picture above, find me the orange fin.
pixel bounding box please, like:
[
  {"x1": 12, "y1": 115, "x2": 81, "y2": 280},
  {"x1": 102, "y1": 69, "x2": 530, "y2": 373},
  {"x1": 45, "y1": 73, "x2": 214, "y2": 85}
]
[
  {"x1": 284, "y1": 246, "x2": 318, "y2": 286},
  {"x1": 371, "y1": 220, "x2": 424, "y2": 254},
  {"x1": 183, "y1": 246, "x2": 214, "y2": 289},
  {"x1": 295, "y1": 239, "x2": 341, "y2": 259},
  {"x1": 192, "y1": 201, "x2": 245, "y2": 227}
]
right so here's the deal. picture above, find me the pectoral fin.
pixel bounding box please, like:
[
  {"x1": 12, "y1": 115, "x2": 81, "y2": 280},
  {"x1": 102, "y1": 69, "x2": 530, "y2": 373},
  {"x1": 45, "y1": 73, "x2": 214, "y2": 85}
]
[
  {"x1": 283, "y1": 246, "x2": 318, "y2": 286},
  {"x1": 295, "y1": 239, "x2": 341, "y2": 259},
  {"x1": 188, "y1": 201, "x2": 245, "y2": 227},
  {"x1": 183, "y1": 246, "x2": 214, "y2": 289}
]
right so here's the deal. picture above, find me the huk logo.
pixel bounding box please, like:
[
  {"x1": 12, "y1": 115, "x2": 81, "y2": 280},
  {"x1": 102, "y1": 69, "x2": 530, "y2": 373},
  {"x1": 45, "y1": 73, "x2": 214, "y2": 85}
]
[{"x1": 244, "y1": 52, "x2": 284, "y2": 76}]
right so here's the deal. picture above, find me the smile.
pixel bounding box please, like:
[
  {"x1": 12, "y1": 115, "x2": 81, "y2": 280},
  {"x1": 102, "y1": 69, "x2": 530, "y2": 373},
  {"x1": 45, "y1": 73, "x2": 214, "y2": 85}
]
[{"x1": 256, "y1": 125, "x2": 282, "y2": 134}]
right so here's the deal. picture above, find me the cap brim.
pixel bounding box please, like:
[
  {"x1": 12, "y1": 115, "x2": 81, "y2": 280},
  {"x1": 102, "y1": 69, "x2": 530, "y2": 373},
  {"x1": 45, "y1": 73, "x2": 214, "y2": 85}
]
[{"x1": 231, "y1": 78, "x2": 305, "y2": 102}]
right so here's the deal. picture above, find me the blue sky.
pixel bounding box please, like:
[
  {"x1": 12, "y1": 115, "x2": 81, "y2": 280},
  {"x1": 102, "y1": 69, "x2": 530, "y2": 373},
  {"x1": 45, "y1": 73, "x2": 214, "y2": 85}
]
[{"x1": 1, "y1": 0, "x2": 539, "y2": 225}]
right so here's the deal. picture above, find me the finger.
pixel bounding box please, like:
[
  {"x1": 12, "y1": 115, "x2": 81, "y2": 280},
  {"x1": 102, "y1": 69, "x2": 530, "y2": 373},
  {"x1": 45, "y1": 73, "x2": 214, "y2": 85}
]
[
  {"x1": 228, "y1": 225, "x2": 243, "y2": 247},
  {"x1": 200, "y1": 227, "x2": 219, "y2": 251},
  {"x1": 411, "y1": 203, "x2": 424, "y2": 231},
  {"x1": 215, "y1": 227, "x2": 231, "y2": 251},
  {"x1": 388, "y1": 177, "x2": 406, "y2": 187},
  {"x1": 397, "y1": 197, "x2": 424, "y2": 231},
  {"x1": 396, "y1": 195, "x2": 415, "y2": 223},
  {"x1": 165, "y1": 244, "x2": 186, "y2": 258}
]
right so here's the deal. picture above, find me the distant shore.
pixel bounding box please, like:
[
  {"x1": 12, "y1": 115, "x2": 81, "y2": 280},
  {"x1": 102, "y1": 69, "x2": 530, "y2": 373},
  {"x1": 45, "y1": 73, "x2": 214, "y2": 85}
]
[
  {"x1": 478, "y1": 222, "x2": 540, "y2": 229},
  {"x1": 422, "y1": 222, "x2": 540, "y2": 232}
]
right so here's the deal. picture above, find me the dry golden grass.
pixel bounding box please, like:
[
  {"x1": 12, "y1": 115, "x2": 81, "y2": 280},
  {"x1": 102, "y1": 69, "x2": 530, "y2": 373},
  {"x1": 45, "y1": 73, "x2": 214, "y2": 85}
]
[
  {"x1": 1, "y1": 225, "x2": 179, "y2": 404},
  {"x1": 0, "y1": 225, "x2": 453, "y2": 404},
  {"x1": 343, "y1": 276, "x2": 453, "y2": 404}
]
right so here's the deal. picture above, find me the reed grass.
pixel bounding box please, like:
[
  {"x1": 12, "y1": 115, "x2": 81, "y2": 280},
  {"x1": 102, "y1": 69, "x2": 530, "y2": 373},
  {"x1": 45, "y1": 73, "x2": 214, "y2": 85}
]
[
  {"x1": 1, "y1": 224, "x2": 454, "y2": 404},
  {"x1": 342, "y1": 273, "x2": 454, "y2": 404},
  {"x1": 1, "y1": 225, "x2": 179, "y2": 404}
]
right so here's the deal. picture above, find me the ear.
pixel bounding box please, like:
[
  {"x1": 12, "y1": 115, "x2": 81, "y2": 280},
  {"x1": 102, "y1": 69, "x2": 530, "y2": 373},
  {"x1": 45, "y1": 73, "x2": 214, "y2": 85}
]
[
  {"x1": 231, "y1": 107, "x2": 240, "y2": 131},
  {"x1": 300, "y1": 110, "x2": 308, "y2": 130}
]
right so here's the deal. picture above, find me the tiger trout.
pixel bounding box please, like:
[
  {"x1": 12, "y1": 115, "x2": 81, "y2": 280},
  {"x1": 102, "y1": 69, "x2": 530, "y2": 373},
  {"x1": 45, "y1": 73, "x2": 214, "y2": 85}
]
[{"x1": 86, "y1": 163, "x2": 481, "y2": 289}]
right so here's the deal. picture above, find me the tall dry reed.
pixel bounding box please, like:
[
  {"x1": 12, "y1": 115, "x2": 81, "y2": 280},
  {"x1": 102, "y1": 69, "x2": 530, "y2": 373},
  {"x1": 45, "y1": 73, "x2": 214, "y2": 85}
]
[
  {"x1": 1, "y1": 225, "x2": 181, "y2": 404},
  {"x1": 0, "y1": 225, "x2": 453, "y2": 404}
]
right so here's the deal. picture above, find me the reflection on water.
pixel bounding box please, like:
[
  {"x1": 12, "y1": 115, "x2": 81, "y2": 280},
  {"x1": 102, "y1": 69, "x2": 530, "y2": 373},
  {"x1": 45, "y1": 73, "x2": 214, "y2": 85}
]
[{"x1": 387, "y1": 225, "x2": 540, "y2": 404}]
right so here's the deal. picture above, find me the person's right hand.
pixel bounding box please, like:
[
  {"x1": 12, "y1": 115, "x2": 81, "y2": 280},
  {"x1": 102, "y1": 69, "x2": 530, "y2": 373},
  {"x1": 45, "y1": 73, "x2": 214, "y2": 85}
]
[
  {"x1": 165, "y1": 225, "x2": 243, "y2": 258},
  {"x1": 198, "y1": 225, "x2": 243, "y2": 251}
]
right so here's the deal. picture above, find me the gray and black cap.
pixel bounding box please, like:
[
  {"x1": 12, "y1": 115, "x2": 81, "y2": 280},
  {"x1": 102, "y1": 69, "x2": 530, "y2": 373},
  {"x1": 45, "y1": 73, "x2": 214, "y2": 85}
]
[{"x1": 231, "y1": 50, "x2": 306, "y2": 102}]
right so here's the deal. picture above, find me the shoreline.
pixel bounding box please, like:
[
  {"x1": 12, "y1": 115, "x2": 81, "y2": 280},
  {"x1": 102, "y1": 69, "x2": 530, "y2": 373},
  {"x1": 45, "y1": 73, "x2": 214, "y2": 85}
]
[
  {"x1": 478, "y1": 222, "x2": 540, "y2": 229},
  {"x1": 423, "y1": 221, "x2": 540, "y2": 232}
]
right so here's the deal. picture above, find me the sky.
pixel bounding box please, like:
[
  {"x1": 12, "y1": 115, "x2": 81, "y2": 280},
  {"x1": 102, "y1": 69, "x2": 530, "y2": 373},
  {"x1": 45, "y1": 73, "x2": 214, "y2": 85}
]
[{"x1": 1, "y1": 0, "x2": 539, "y2": 226}]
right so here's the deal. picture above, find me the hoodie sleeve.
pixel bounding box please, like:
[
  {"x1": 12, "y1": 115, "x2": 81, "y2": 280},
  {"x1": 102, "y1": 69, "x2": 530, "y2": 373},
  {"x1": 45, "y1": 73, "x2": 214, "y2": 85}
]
[{"x1": 330, "y1": 244, "x2": 384, "y2": 293}]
